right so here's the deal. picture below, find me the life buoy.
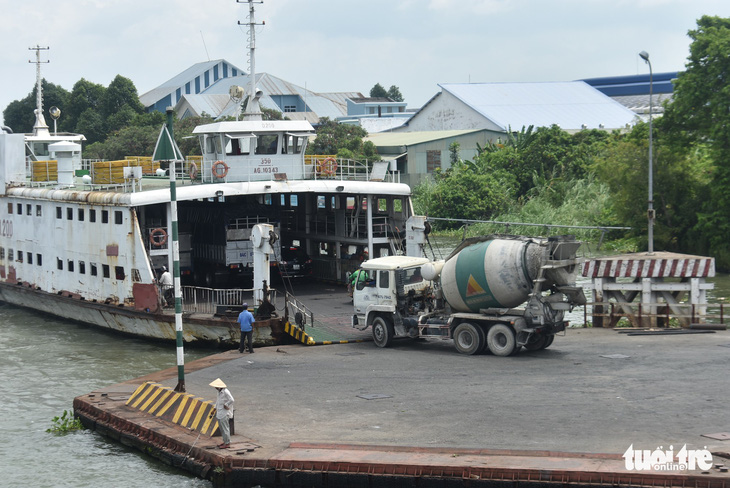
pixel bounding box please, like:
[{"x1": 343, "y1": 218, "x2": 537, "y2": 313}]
[
  {"x1": 188, "y1": 161, "x2": 198, "y2": 180},
  {"x1": 317, "y1": 157, "x2": 338, "y2": 176},
  {"x1": 212, "y1": 160, "x2": 229, "y2": 178},
  {"x1": 150, "y1": 228, "x2": 168, "y2": 247}
]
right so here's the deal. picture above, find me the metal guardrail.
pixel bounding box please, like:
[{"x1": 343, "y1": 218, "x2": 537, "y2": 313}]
[
  {"x1": 284, "y1": 291, "x2": 315, "y2": 330},
  {"x1": 180, "y1": 285, "x2": 277, "y2": 315},
  {"x1": 581, "y1": 301, "x2": 726, "y2": 328}
]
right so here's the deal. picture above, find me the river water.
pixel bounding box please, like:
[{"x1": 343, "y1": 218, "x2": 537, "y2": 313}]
[{"x1": 1, "y1": 240, "x2": 728, "y2": 487}]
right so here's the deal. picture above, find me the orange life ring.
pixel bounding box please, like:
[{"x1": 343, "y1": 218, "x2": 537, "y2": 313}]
[
  {"x1": 150, "y1": 228, "x2": 168, "y2": 247},
  {"x1": 188, "y1": 161, "x2": 198, "y2": 180},
  {"x1": 317, "y1": 157, "x2": 337, "y2": 176},
  {"x1": 212, "y1": 160, "x2": 229, "y2": 178}
]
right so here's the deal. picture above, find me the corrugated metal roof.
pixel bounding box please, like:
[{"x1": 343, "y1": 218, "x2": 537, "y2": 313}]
[
  {"x1": 365, "y1": 129, "x2": 486, "y2": 147},
  {"x1": 139, "y1": 59, "x2": 244, "y2": 107},
  {"x1": 440, "y1": 82, "x2": 639, "y2": 131}
]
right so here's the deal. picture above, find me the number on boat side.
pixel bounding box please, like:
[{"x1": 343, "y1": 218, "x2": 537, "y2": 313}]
[{"x1": 1, "y1": 219, "x2": 12, "y2": 237}]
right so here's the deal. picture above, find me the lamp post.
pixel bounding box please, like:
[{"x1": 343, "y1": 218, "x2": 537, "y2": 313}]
[{"x1": 639, "y1": 50, "x2": 654, "y2": 254}]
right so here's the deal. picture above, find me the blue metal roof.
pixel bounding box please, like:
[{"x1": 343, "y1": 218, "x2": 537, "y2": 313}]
[
  {"x1": 581, "y1": 72, "x2": 678, "y2": 96},
  {"x1": 440, "y1": 81, "x2": 638, "y2": 131}
]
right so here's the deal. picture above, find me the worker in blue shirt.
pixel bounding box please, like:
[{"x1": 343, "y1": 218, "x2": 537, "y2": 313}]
[{"x1": 237, "y1": 302, "x2": 255, "y2": 353}]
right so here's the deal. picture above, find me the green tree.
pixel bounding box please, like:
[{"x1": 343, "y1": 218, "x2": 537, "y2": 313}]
[
  {"x1": 369, "y1": 83, "x2": 387, "y2": 98},
  {"x1": 84, "y1": 125, "x2": 159, "y2": 161},
  {"x1": 100, "y1": 75, "x2": 144, "y2": 119},
  {"x1": 66, "y1": 78, "x2": 106, "y2": 132},
  {"x1": 386, "y1": 85, "x2": 403, "y2": 102},
  {"x1": 2, "y1": 80, "x2": 70, "y2": 133},
  {"x1": 661, "y1": 15, "x2": 730, "y2": 267}
]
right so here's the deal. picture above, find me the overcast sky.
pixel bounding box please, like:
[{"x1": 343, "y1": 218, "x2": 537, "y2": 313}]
[{"x1": 2, "y1": 0, "x2": 730, "y2": 127}]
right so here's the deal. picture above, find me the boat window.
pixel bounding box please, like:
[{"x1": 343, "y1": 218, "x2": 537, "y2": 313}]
[
  {"x1": 27, "y1": 253, "x2": 32, "y2": 265},
  {"x1": 115, "y1": 211, "x2": 123, "y2": 225},
  {"x1": 290, "y1": 195, "x2": 298, "y2": 207},
  {"x1": 115, "y1": 266, "x2": 125, "y2": 280},
  {"x1": 56, "y1": 206, "x2": 61, "y2": 219},
  {"x1": 0, "y1": 247, "x2": 4, "y2": 259},
  {"x1": 17, "y1": 203, "x2": 22, "y2": 215},
  {"x1": 102, "y1": 264, "x2": 110, "y2": 278},
  {"x1": 7, "y1": 203, "x2": 12, "y2": 214},
  {"x1": 255, "y1": 134, "x2": 278, "y2": 155},
  {"x1": 102, "y1": 210, "x2": 109, "y2": 224},
  {"x1": 225, "y1": 137, "x2": 251, "y2": 156},
  {"x1": 67, "y1": 208, "x2": 73, "y2": 221},
  {"x1": 78, "y1": 209, "x2": 84, "y2": 221},
  {"x1": 213, "y1": 136, "x2": 222, "y2": 155},
  {"x1": 377, "y1": 198, "x2": 387, "y2": 212},
  {"x1": 7, "y1": 249, "x2": 12, "y2": 261},
  {"x1": 26, "y1": 204, "x2": 31, "y2": 216},
  {"x1": 79, "y1": 261, "x2": 86, "y2": 274},
  {"x1": 68, "y1": 260, "x2": 74, "y2": 272},
  {"x1": 131, "y1": 268, "x2": 141, "y2": 282},
  {"x1": 56, "y1": 257, "x2": 62, "y2": 270},
  {"x1": 33, "y1": 142, "x2": 49, "y2": 157},
  {"x1": 90, "y1": 209, "x2": 96, "y2": 223},
  {"x1": 90, "y1": 263, "x2": 98, "y2": 276},
  {"x1": 286, "y1": 135, "x2": 304, "y2": 154},
  {"x1": 17, "y1": 250, "x2": 22, "y2": 263},
  {"x1": 37, "y1": 254, "x2": 42, "y2": 266},
  {"x1": 36, "y1": 205, "x2": 42, "y2": 217}
]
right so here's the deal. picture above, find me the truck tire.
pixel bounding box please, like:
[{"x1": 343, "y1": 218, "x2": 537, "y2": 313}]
[
  {"x1": 487, "y1": 324, "x2": 517, "y2": 357},
  {"x1": 524, "y1": 333, "x2": 550, "y2": 351},
  {"x1": 372, "y1": 316, "x2": 395, "y2": 348},
  {"x1": 453, "y1": 322, "x2": 484, "y2": 355},
  {"x1": 544, "y1": 334, "x2": 555, "y2": 349}
]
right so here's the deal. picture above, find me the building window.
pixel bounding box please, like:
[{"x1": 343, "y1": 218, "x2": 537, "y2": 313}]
[
  {"x1": 36, "y1": 205, "x2": 42, "y2": 217},
  {"x1": 90, "y1": 263, "x2": 98, "y2": 276},
  {"x1": 284, "y1": 105, "x2": 296, "y2": 113},
  {"x1": 102, "y1": 264, "x2": 110, "y2": 278},
  {"x1": 56, "y1": 206, "x2": 62, "y2": 219},
  {"x1": 67, "y1": 207, "x2": 73, "y2": 220},
  {"x1": 37, "y1": 254, "x2": 42, "y2": 266},
  {"x1": 78, "y1": 208, "x2": 84, "y2": 221},
  {"x1": 102, "y1": 210, "x2": 109, "y2": 224},
  {"x1": 426, "y1": 150, "x2": 442, "y2": 172},
  {"x1": 114, "y1": 211, "x2": 123, "y2": 224},
  {"x1": 90, "y1": 209, "x2": 96, "y2": 223},
  {"x1": 57, "y1": 258, "x2": 63, "y2": 270},
  {"x1": 115, "y1": 266, "x2": 125, "y2": 280},
  {"x1": 79, "y1": 261, "x2": 86, "y2": 274}
]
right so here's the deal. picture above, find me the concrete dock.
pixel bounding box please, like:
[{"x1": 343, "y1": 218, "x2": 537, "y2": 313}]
[{"x1": 74, "y1": 283, "x2": 730, "y2": 487}]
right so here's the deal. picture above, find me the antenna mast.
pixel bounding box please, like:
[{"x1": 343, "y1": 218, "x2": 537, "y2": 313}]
[
  {"x1": 29, "y1": 45, "x2": 50, "y2": 136},
  {"x1": 237, "y1": 0, "x2": 264, "y2": 121}
]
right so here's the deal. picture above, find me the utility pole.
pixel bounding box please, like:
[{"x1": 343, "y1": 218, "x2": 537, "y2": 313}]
[{"x1": 29, "y1": 45, "x2": 50, "y2": 137}]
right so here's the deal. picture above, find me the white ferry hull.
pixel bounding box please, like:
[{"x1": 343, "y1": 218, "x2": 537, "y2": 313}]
[{"x1": 0, "y1": 282, "x2": 279, "y2": 346}]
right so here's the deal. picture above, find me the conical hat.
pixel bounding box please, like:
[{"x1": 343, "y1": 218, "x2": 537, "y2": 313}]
[{"x1": 209, "y1": 378, "x2": 227, "y2": 388}]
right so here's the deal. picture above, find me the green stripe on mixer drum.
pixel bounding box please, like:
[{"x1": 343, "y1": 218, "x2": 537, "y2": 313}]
[{"x1": 455, "y1": 240, "x2": 497, "y2": 312}]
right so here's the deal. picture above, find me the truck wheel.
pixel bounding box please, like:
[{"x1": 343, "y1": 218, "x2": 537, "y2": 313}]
[
  {"x1": 452, "y1": 322, "x2": 484, "y2": 355},
  {"x1": 372, "y1": 316, "x2": 394, "y2": 348},
  {"x1": 524, "y1": 334, "x2": 549, "y2": 351},
  {"x1": 544, "y1": 334, "x2": 555, "y2": 349},
  {"x1": 487, "y1": 324, "x2": 517, "y2": 357}
]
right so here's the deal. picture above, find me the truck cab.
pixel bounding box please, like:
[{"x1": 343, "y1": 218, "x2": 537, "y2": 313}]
[{"x1": 352, "y1": 256, "x2": 433, "y2": 346}]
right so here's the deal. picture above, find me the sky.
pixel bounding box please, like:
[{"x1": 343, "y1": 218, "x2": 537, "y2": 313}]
[{"x1": 2, "y1": 0, "x2": 730, "y2": 127}]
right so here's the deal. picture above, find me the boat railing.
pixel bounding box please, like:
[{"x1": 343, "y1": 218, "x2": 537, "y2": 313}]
[
  {"x1": 283, "y1": 291, "x2": 315, "y2": 330},
  {"x1": 181, "y1": 285, "x2": 277, "y2": 315},
  {"x1": 196, "y1": 156, "x2": 400, "y2": 184}
]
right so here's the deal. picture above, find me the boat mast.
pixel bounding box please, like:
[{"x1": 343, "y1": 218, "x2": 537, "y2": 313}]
[
  {"x1": 29, "y1": 45, "x2": 50, "y2": 137},
  {"x1": 238, "y1": 0, "x2": 263, "y2": 121}
]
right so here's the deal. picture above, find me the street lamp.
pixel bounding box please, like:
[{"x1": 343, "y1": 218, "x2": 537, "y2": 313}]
[{"x1": 639, "y1": 50, "x2": 654, "y2": 254}]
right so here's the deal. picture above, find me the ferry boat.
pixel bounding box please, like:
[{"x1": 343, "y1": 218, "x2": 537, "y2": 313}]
[{"x1": 0, "y1": 10, "x2": 417, "y2": 346}]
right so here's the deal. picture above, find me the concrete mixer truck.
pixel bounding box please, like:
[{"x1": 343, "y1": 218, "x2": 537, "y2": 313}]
[{"x1": 351, "y1": 234, "x2": 586, "y2": 356}]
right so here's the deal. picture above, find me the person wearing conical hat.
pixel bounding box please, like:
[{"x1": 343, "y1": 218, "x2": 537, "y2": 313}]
[{"x1": 210, "y1": 378, "x2": 234, "y2": 448}]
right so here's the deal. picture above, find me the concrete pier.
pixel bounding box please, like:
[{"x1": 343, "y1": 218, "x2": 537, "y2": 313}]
[{"x1": 75, "y1": 284, "x2": 730, "y2": 487}]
